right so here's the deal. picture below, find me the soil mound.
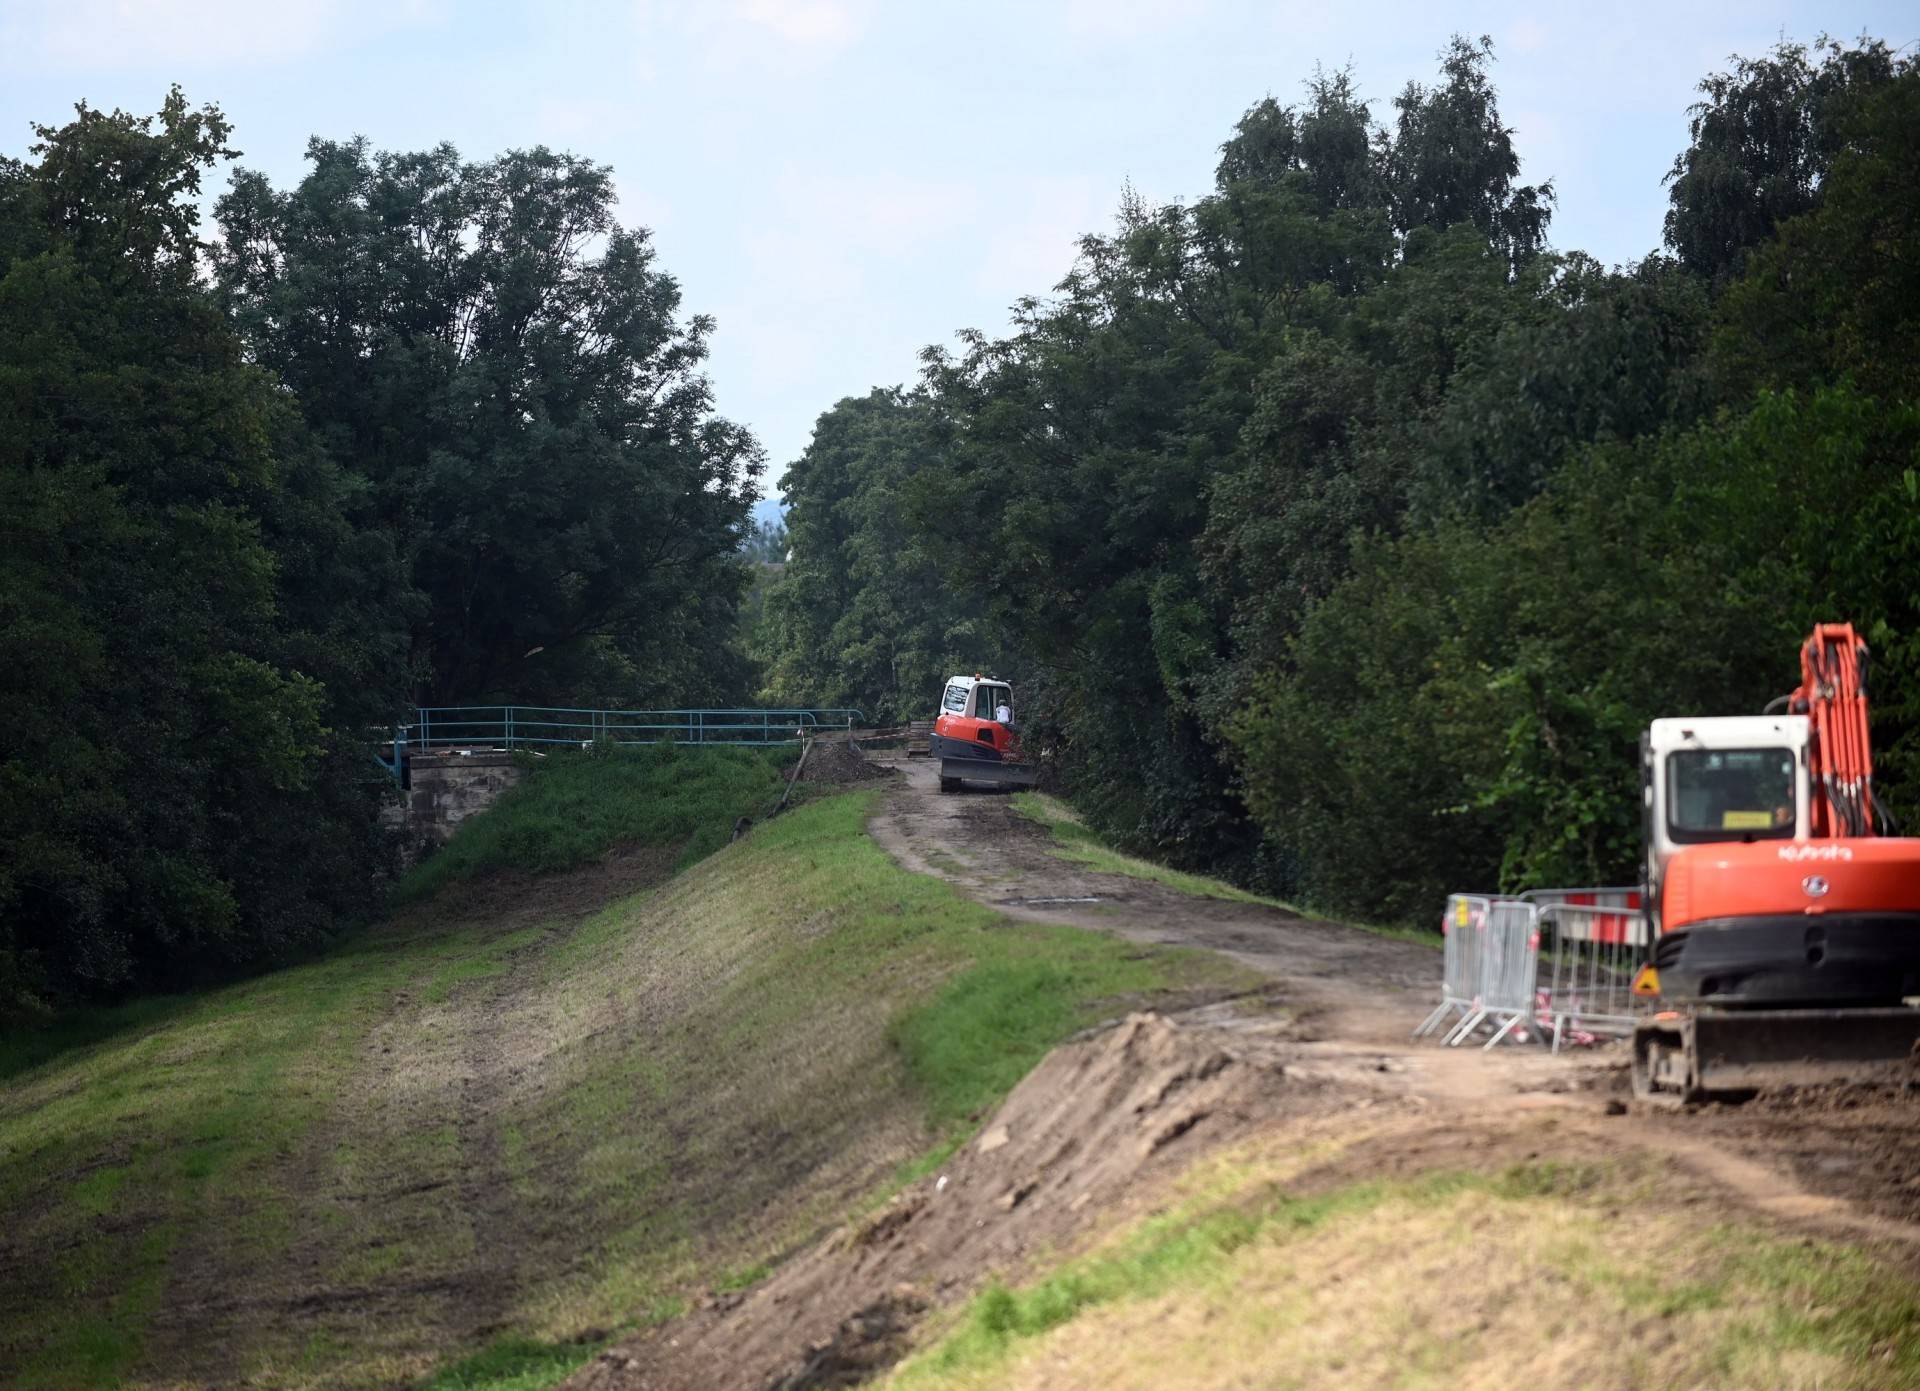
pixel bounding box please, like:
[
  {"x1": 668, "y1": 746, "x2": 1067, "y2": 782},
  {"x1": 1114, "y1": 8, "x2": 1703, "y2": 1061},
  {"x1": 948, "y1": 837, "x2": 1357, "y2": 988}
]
[
  {"x1": 564, "y1": 1012, "x2": 1311, "y2": 1391},
  {"x1": 1744, "y1": 1049, "x2": 1920, "y2": 1114},
  {"x1": 793, "y1": 739, "x2": 895, "y2": 785}
]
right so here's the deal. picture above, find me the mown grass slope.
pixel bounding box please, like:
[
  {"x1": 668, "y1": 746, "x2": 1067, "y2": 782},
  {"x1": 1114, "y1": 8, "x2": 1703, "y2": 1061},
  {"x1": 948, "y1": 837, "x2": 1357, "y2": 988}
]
[
  {"x1": 886, "y1": 1131, "x2": 1920, "y2": 1391},
  {"x1": 0, "y1": 758, "x2": 1245, "y2": 1390},
  {"x1": 394, "y1": 743, "x2": 793, "y2": 903}
]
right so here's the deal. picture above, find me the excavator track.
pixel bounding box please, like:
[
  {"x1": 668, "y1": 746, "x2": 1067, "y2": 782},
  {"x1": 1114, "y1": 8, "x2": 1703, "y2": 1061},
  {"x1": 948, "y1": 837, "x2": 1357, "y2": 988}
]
[{"x1": 1632, "y1": 1008, "x2": 1920, "y2": 1108}]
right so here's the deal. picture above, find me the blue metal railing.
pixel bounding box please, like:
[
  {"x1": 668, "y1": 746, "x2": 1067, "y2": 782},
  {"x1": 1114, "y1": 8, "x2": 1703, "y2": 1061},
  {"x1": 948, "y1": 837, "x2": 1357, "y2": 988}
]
[{"x1": 374, "y1": 705, "x2": 865, "y2": 780}]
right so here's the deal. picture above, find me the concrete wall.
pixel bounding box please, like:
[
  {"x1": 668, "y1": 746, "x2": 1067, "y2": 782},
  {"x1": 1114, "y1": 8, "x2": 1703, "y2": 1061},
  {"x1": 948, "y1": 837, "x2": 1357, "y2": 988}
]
[{"x1": 382, "y1": 750, "x2": 525, "y2": 854}]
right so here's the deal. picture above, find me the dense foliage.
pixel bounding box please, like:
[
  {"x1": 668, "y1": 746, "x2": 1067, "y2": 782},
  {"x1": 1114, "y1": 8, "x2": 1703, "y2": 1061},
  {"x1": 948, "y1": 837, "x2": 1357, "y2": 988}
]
[
  {"x1": 0, "y1": 96, "x2": 758, "y2": 1012},
  {"x1": 756, "y1": 389, "x2": 1009, "y2": 725},
  {"x1": 213, "y1": 139, "x2": 761, "y2": 706},
  {"x1": 0, "y1": 94, "x2": 409, "y2": 1008},
  {"x1": 764, "y1": 37, "x2": 1919, "y2": 920}
]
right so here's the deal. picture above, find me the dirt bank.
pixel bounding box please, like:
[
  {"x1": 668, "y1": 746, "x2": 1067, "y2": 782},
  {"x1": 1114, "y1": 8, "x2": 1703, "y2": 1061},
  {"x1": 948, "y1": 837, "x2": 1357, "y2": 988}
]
[{"x1": 567, "y1": 1011, "x2": 1336, "y2": 1390}]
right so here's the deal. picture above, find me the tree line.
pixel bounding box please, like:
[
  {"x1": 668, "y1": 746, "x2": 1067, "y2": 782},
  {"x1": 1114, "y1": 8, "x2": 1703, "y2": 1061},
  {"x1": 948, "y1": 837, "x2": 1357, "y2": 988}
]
[
  {"x1": 757, "y1": 36, "x2": 1920, "y2": 921},
  {"x1": 1, "y1": 94, "x2": 761, "y2": 1013}
]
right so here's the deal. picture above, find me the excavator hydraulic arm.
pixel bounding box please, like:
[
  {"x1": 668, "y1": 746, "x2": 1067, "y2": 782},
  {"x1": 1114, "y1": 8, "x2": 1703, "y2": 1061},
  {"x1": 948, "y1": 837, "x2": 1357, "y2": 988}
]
[{"x1": 1795, "y1": 623, "x2": 1878, "y2": 838}]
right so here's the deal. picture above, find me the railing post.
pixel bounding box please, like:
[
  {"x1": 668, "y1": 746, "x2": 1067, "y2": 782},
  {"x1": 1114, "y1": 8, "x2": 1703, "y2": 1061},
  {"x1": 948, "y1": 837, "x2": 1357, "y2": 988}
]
[
  {"x1": 505, "y1": 706, "x2": 514, "y2": 751},
  {"x1": 421, "y1": 706, "x2": 431, "y2": 752}
]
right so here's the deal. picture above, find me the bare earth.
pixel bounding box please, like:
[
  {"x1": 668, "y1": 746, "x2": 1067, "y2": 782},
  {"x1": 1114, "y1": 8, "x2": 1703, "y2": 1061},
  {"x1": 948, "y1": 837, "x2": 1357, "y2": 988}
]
[{"x1": 568, "y1": 752, "x2": 1920, "y2": 1391}]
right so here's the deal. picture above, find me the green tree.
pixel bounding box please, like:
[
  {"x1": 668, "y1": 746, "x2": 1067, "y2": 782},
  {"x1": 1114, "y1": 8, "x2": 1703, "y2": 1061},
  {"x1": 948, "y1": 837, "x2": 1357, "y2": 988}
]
[
  {"x1": 897, "y1": 39, "x2": 1562, "y2": 877},
  {"x1": 764, "y1": 390, "x2": 998, "y2": 723},
  {"x1": 213, "y1": 139, "x2": 761, "y2": 706},
  {"x1": 0, "y1": 92, "x2": 408, "y2": 1009},
  {"x1": 1387, "y1": 36, "x2": 1554, "y2": 275},
  {"x1": 1229, "y1": 387, "x2": 1920, "y2": 918},
  {"x1": 742, "y1": 516, "x2": 789, "y2": 564},
  {"x1": 1711, "y1": 64, "x2": 1920, "y2": 402},
  {"x1": 1664, "y1": 37, "x2": 1904, "y2": 282}
]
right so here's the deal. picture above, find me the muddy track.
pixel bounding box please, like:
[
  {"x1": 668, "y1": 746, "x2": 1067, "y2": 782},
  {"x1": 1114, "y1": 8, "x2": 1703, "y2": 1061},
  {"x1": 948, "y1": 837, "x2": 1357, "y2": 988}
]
[
  {"x1": 133, "y1": 849, "x2": 684, "y2": 1385},
  {"x1": 866, "y1": 757, "x2": 1574, "y2": 1100},
  {"x1": 864, "y1": 755, "x2": 1920, "y2": 1240}
]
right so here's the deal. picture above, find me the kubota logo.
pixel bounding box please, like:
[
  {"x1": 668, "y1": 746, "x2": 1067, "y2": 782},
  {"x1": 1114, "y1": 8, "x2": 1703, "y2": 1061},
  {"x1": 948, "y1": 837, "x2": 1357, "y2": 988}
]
[
  {"x1": 1802, "y1": 875, "x2": 1831, "y2": 898},
  {"x1": 1777, "y1": 844, "x2": 1854, "y2": 862}
]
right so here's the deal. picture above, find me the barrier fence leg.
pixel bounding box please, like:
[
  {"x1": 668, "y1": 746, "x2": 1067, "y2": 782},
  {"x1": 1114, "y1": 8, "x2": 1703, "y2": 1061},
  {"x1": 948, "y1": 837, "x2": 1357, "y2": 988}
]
[
  {"x1": 1482, "y1": 1013, "x2": 1525, "y2": 1050},
  {"x1": 1445, "y1": 1007, "x2": 1488, "y2": 1048}
]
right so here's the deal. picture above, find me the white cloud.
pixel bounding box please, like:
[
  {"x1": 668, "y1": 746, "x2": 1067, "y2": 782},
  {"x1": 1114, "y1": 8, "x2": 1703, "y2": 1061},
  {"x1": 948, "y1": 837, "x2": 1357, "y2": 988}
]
[
  {"x1": 1508, "y1": 16, "x2": 1549, "y2": 55},
  {"x1": 631, "y1": 0, "x2": 868, "y2": 72},
  {"x1": 1, "y1": 0, "x2": 444, "y2": 71},
  {"x1": 734, "y1": 0, "x2": 859, "y2": 49},
  {"x1": 1061, "y1": 0, "x2": 1207, "y2": 39}
]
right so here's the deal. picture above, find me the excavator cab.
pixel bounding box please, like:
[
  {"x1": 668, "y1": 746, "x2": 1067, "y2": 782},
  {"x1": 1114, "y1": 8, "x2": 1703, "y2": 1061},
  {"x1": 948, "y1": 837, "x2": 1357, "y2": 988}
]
[{"x1": 1642, "y1": 716, "x2": 1810, "y2": 926}]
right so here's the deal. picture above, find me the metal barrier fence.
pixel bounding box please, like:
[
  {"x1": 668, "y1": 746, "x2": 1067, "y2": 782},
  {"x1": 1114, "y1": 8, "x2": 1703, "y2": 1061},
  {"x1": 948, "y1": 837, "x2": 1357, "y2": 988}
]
[
  {"x1": 1414, "y1": 895, "x2": 1542, "y2": 1049},
  {"x1": 374, "y1": 705, "x2": 866, "y2": 779},
  {"x1": 1414, "y1": 886, "x2": 1649, "y2": 1051},
  {"x1": 1534, "y1": 895, "x2": 1649, "y2": 1052}
]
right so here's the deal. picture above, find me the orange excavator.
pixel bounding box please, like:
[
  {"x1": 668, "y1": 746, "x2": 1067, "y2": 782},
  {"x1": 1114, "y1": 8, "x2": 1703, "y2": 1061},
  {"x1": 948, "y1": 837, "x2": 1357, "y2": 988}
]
[
  {"x1": 931, "y1": 674, "x2": 1038, "y2": 792},
  {"x1": 1632, "y1": 624, "x2": 1920, "y2": 1103}
]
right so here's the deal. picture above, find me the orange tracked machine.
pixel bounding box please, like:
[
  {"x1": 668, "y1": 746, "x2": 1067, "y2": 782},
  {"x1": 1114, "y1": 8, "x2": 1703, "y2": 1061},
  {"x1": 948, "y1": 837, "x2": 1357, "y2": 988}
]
[
  {"x1": 931, "y1": 674, "x2": 1038, "y2": 792},
  {"x1": 1632, "y1": 624, "x2": 1920, "y2": 1103}
]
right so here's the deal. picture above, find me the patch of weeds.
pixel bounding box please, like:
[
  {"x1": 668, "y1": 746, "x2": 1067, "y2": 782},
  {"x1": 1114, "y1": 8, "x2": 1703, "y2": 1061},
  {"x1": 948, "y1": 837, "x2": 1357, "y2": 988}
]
[
  {"x1": 899, "y1": 1185, "x2": 1359, "y2": 1382},
  {"x1": 0, "y1": 994, "x2": 195, "y2": 1083},
  {"x1": 69, "y1": 1163, "x2": 131, "y2": 1219},
  {"x1": 891, "y1": 1134, "x2": 967, "y2": 1190},
  {"x1": 1713, "y1": 1230, "x2": 1920, "y2": 1379},
  {"x1": 893, "y1": 1162, "x2": 1851, "y2": 1389},
  {"x1": 1492, "y1": 1159, "x2": 1609, "y2": 1199},
  {"x1": 890, "y1": 947, "x2": 1214, "y2": 1131},
  {"x1": 714, "y1": 1262, "x2": 772, "y2": 1292},
  {"x1": 415, "y1": 1335, "x2": 602, "y2": 1391}
]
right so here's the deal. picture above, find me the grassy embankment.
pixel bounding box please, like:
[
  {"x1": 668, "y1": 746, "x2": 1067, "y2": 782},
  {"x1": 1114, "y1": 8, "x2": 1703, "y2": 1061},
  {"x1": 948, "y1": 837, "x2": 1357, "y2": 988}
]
[
  {"x1": 1010, "y1": 792, "x2": 1435, "y2": 945},
  {"x1": 885, "y1": 1133, "x2": 1920, "y2": 1391},
  {"x1": 0, "y1": 746, "x2": 1244, "y2": 1391}
]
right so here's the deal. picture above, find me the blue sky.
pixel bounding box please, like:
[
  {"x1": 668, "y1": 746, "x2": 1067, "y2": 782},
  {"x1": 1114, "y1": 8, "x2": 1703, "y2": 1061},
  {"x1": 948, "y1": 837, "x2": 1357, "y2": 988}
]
[{"x1": 2, "y1": 1, "x2": 1910, "y2": 500}]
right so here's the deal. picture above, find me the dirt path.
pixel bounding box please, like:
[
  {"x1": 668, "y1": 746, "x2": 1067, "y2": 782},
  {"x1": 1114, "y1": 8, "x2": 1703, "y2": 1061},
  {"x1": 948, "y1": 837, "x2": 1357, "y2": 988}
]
[
  {"x1": 864, "y1": 754, "x2": 1920, "y2": 1238},
  {"x1": 866, "y1": 756, "x2": 1581, "y2": 1103}
]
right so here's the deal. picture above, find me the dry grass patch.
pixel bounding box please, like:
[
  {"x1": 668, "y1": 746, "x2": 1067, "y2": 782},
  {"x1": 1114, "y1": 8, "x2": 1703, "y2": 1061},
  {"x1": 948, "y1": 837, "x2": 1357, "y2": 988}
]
[{"x1": 887, "y1": 1127, "x2": 1920, "y2": 1391}]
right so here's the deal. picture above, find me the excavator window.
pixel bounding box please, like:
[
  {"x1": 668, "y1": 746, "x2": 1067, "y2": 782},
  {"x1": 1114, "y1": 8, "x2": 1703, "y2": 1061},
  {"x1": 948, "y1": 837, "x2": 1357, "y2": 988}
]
[{"x1": 1667, "y1": 748, "x2": 1796, "y2": 842}]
